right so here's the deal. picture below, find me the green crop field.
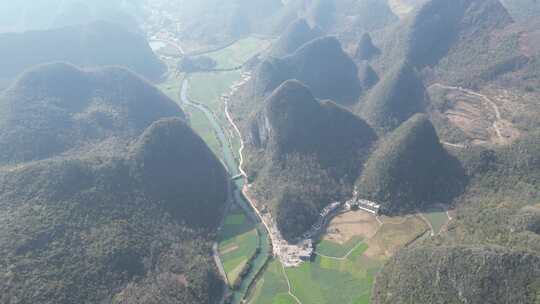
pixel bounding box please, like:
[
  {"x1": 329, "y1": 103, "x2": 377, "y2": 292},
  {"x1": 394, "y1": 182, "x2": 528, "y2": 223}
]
[
  {"x1": 188, "y1": 71, "x2": 241, "y2": 112},
  {"x1": 316, "y1": 236, "x2": 364, "y2": 257},
  {"x1": 422, "y1": 207, "x2": 449, "y2": 234},
  {"x1": 249, "y1": 243, "x2": 381, "y2": 304},
  {"x1": 246, "y1": 260, "x2": 296, "y2": 304},
  {"x1": 184, "y1": 105, "x2": 221, "y2": 154},
  {"x1": 202, "y1": 37, "x2": 272, "y2": 69},
  {"x1": 219, "y1": 205, "x2": 259, "y2": 285},
  {"x1": 285, "y1": 252, "x2": 381, "y2": 304}
]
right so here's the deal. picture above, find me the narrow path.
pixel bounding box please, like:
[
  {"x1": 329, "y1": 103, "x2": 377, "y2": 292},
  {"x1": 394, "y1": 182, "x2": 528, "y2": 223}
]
[
  {"x1": 418, "y1": 213, "x2": 435, "y2": 237},
  {"x1": 315, "y1": 213, "x2": 384, "y2": 260},
  {"x1": 315, "y1": 240, "x2": 366, "y2": 260},
  {"x1": 431, "y1": 83, "x2": 505, "y2": 141},
  {"x1": 441, "y1": 141, "x2": 466, "y2": 149},
  {"x1": 281, "y1": 263, "x2": 303, "y2": 304},
  {"x1": 213, "y1": 243, "x2": 229, "y2": 284}
]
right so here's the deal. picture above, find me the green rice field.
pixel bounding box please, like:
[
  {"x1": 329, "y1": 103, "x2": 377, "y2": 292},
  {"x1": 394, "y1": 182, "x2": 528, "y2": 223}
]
[
  {"x1": 316, "y1": 236, "x2": 364, "y2": 257},
  {"x1": 219, "y1": 206, "x2": 259, "y2": 285}
]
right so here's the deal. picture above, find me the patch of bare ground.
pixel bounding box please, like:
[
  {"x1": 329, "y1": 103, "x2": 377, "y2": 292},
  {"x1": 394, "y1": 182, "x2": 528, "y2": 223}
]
[
  {"x1": 364, "y1": 215, "x2": 429, "y2": 259},
  {"x1": 428, "y1": 84, "x2": 521, "y2": 146},
  {"x1": 220, "y1": 244, "x2": 240, "y2": 255},
  {"x1": 323, "y1": 211, "x2": 380, "y2": 245}
]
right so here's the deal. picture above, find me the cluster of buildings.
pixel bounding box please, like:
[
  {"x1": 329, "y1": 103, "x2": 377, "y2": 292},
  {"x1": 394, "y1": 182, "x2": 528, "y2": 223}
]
[{"x1": 344, "y1": 188, "x2": 381, "y2": 215}]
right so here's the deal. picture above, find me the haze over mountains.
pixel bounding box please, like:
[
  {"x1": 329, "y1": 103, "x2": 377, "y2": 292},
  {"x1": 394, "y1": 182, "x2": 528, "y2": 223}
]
[
  {"x1": 0, "y1": 21, "x2": 164, "y2": 86},
  {"x1": 1, "y1": 0, "x2": 540, "y2": 303}
]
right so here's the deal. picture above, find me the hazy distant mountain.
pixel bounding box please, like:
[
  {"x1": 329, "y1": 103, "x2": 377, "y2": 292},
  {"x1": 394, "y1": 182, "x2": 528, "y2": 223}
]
[
  {"x1": 376, "y1": 0, "x2": 517, "y2": 84},
  {"x1": 372, "y1": 246, "x2": 540, "y2": 304},
  {"x1": 356, "y1": 114, "x2": 464, "y2": 213},
  {"x1": 269, "y1": 18, "x2": 323, "y2": 57},
  {"x1": 247, "y1": 80, "x2": 376, "y2": 240},
  {"x1": 0, "y1": 63, "x2": 228, "y2": 303},
  {"x1": 255, "y1": 36, "x2": 361, "y2": 105},
  {"x1": 360, "y1": 62, "x2": 426, "y2": 133},
  {"x1": 175, "y1": 0, "x2": 283, "y2": 48},
  {"x1": 0, "y1": 21, "x2": 164, "y2": 83},
  {"x1": 0, "y1": 0, "x2": 142, "y2": 33}
]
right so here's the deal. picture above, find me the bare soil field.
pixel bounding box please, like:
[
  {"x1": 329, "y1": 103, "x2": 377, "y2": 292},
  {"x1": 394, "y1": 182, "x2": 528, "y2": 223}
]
[
  {"x1": 428, "y1": 85, "x2": 522, "y2": 146},
  {"x1": 323, "y1": 211, "x2": 380, "y2": 245}
]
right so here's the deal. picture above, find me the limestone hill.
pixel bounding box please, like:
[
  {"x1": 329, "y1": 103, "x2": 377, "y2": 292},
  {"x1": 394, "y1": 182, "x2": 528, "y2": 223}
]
[
  {"x1": 0, "y1": 63, "x2": 182, "y2": 164},
  {"x1": 356, "y1": 114, "x2": 464, "y2": 213},
  {"x1": 0, "y1": 21, "x2": 165, "y2": 81},
  {"x1": 255, "y1": 36, "x2": 361, "y2": 105},
  {"x1": 360, "y1": 62, "x2": 425, "y2": 133},
  {"x1": 270, "y1": 18, "x2": 323, "y2": 57},
  {"x1": 247, "y1": 80, "x2": 376, "y2": 240}
]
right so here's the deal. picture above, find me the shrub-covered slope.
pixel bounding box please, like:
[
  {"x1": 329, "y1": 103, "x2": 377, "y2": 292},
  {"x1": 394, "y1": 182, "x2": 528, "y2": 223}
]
[
  {"x1": 0, "y1": 63, "x2": 181, "y2": 164},
  {"x1": 0, "y1": 21, "x2": 164, "y2": 81},
  {"x1": 357, "y1": 114, "x2": 464, "y2": 213},
  {"x1": 255, "y1": 36, "x2": 361, "y2": 105},
  {"x1": 376, "y1": 0, "x2": 516, "y2": 83},
  {"x1": 248, "y1": 80, "x2": 376, "y2": 240},
  {"x1": 0, "y1": 65, "x2": 228, "y2": 303},
  {"x1": 372, "y1": 246, "x2": 540, "y2": 304},
  {"x1": 360, "y1": 62, "x2": 425, "y2": 133},
  {"x1": 0, "y1": 119, "x2": 227, "y2": 304}
]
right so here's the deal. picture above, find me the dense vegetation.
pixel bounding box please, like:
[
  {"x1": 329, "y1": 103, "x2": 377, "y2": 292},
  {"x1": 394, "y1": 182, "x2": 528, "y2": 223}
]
[
  {"x1": 254, "y1": 36, "x2": 361, "y2": 105},
  {"x1": 0, "y1": 63, "x2": 180, "y2": 164},
  {"x1": 0, "y1": 21, "x2": 165, "y2": 82},
  {"x1": 0, "y1": 64, "x2": 228, "y2": 304},
  {"x1": 371, "y1": 130, "x2": 540, "y2": 302},
  {"x1": 372, "y1": 246, "x2": 540, "y2": 304},
  {"x1": 247, "y1": 80, "x2": 376, "y2": 240},
  {"x1": 360, "y1": 62, "x2": 426, "y2": 133},
  {"x1": 356, "y1": 114, "x2": 465, "y2": 213},
  {"x1": 374, "y1": 0, "x2": 524, "y2": 89}
]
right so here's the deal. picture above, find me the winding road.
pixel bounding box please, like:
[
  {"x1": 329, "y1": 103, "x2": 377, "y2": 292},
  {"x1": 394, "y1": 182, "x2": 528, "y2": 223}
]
[{"x1": 431, "y1": 83, "x2": 505, "y2": 142}]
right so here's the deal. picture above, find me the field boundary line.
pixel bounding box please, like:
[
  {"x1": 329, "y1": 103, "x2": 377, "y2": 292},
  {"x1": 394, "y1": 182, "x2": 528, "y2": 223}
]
[
  {"x1": 281, "y1": 263, "x2": 303, "y2": 304},
  {"x1": 314, "y1": 240, "x2": 366, "y2": 260}
]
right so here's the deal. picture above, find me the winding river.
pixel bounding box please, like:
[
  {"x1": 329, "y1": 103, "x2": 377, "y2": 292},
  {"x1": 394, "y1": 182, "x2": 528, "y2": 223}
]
[{"x1": 180, "y1": 79, "x2": 270, "y2": 304}]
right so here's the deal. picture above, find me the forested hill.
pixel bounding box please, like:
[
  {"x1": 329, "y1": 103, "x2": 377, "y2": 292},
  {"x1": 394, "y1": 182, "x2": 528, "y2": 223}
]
[
  {"x1": 356, "y1": 114, "x2": 465, "y2": 213},
  {"x1": 0, "y1": 63, "x2": 181, "y2": 164},
  {"x1": 247, "y1": 80, "x2": 376, "y2": 240},
  {"x1": 254, "y1": 36, "x2": 361, "y2": 105},
  {"x1": 0, "y1": 21, "x2": 165, "y2": 82},
  {"x1": 0, "y1": 64, "x2": 228, "y2": 304}
]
